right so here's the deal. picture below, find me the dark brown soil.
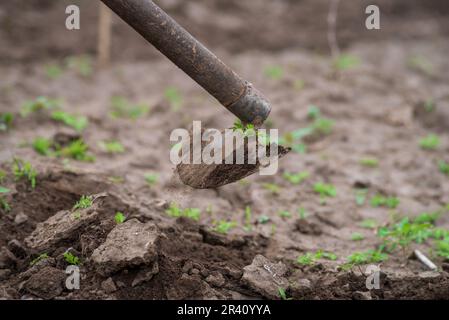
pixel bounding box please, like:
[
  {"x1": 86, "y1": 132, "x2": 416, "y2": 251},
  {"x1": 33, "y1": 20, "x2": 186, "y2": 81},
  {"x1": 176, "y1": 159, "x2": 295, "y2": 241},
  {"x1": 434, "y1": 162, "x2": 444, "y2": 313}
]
[{"x1": 1, "y1": 0, "x2": 449, "y2": 300}]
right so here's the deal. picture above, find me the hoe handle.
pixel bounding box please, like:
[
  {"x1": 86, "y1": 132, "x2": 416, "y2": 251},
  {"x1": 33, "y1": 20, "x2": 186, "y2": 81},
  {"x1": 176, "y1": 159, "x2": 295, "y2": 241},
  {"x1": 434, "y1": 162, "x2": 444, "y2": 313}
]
[{"x1": 100, "y1": 0, "x2": 271, "y2": 124}]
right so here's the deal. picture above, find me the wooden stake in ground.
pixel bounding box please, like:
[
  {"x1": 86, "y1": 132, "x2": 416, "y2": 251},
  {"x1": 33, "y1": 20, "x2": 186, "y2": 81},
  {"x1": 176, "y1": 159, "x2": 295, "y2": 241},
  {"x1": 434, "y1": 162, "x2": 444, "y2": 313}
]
[{"x1": 97, "y1": 2, "x2": 112, "y2": 68}]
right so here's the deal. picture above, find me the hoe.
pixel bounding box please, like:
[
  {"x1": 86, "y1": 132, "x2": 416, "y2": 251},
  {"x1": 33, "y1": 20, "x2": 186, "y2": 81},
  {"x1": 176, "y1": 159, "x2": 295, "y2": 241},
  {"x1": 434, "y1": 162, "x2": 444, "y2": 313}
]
[{"x1": 101, "y1": 0, "x2": 289, "y2": 188}]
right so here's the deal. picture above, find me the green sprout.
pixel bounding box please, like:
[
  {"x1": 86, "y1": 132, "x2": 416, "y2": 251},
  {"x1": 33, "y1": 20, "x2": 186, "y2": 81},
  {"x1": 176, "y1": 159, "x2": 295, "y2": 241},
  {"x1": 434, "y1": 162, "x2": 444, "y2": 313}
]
[
  {"x1": 407, "y1": 55, "x2": 434, "y2": 75},
  {"x1": 312, "y1": 117, "x2": 334, "y2": 136},
  {"x1": 232, "y1": 120, "x2": 256, "y2": 136},
  {"x1": 66, "y1": 55, "x2": 93, "y2": 77},
  {"x1": 258, "y1": 215, "x2": 270, "y2": 224},
  {"x1": 438, "y1": 161, "x2": 449, "y2": 176},
  {"x1": 334, "y1": 54, "x2": 360, "y2": 71},
  {"x1": 12, "y1": 158, "x2": 37, "y2": 189},
  {"x1": 144, "y1": 173, "x2": 159, "y2": 187},
  {"x1": 343, "y1": 249, "x2": 387, "y2": 269},
  {"x1": 212, "y1": 220, "x2": 237, "y2": 234},
  {"x1": 414, "y1": 212, "x2": 440, "y2": 224},
  {"x1": 297, "y1": 250, "x2": 338, "y2": 266},
  {"x1": 279, "y1": 210, "x2": 292, "y2": 219},
  {"x1": 419, "y1": 134, "x2": 440, "y2": 150},
  {"x1": 313, "y1": 183, "x2": 337, "y2": 198},
  {"x1": 110, "y1": 96, "x2": 149, "y2": 119},
  {"x1": 278, "y1": 287, "x2": 292, "y2": 300},
  {"x1": 435, "y1": 238, "x2": 449, "y2": 260},
  {"x1": 423, "y1": 99, "x2": 436, "y2": 113},
  {"x1": 21, "y1": 96, "x2": 61, "y2": 117},
  {"x1": 307, "y1": 105, "x2": 321, "y2": 120},
  {"x1": 63, "y1": 252, "x2": 81, "y2": 266},
  {"x1": 359, "y1": 219, "x2": 377, "y2": 230},
  {"x1": 98, "y1": 140, "x2": 125, "y2": 154},
  {"x1": 262, "y1": 183, "x2": 281, "y2": 195},
  {"x1": 370, "y1": 195, "x2": 400, "y2": 209},
  {"x1": 0, "y1": 112, "x2": 14, "y2": 131},
  {"x1": 359, "y1": 157, "x2": 379, "y2": 168},
  {"x1": 279, "y1": 128, "x2": 313, "y2": 154},
  {"x1": 115, "y1": 212, "x2": 126, "y2": 224},
  {"x1": 51, "y1": 111, "x2": 88, "y2": 132},
  {"x1": 59, "y1": 139, "x2": 95, "y2": 162},
  {"x1": 354, "y1": 189, "x2": 368, "y2": 206},
  {"x1": 0, "y1": 170, "x2": 5, "y2": 183},
  {"x1": 264, "y1": 66, "x2": 284, "y2": 80},
  {"x1": 165, "y1": 203, "x2": 200, "y2": 221},
  {"x1": 30, "y1": 253, "x2": 49, "y2": 266},
  {"x1": 45, "y1": 63, "x2": 63, "y2": 79},
  {"x1": 283, "y1": 171, "x2": 309, "y2": 185},
  {"x1": 351, "y1": 233, "x2": 365, "y2": 241},
  {"x1": 244, "y1": 206, "x2": 252, "y2": 231},
  {"x1": 0, "y1": 186, "x2": 11, "y2": 212},
  {"x1": 164, "y1": 87, "x2": 183, "y2": 111},
  {"x1": 298, "y1": 207, "x2": 308, "y2": 219},
  {"x1": 32, "y1": 137, "x2": 53, "y2": 156},
  {"x1": 378, "y1": 217, "x2": 434, "y2": 253},
  {"x1": 73, "y1": 195, "x2": 93, "y2": 211}
]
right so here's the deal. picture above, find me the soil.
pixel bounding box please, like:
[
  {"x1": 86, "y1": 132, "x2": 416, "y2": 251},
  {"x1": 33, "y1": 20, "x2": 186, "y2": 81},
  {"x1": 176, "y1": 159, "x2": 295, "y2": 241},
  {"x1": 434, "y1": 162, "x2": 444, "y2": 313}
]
[{"x1": 1, "y1": 0, "x2": 449, "y2": 300}]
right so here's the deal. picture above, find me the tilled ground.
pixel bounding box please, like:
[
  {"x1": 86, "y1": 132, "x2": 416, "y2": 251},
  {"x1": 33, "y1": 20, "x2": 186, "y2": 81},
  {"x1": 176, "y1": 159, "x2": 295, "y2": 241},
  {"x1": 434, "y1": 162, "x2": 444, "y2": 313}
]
[{"x1": 1, "y1": 0, "x2": 449, "y2": 300}]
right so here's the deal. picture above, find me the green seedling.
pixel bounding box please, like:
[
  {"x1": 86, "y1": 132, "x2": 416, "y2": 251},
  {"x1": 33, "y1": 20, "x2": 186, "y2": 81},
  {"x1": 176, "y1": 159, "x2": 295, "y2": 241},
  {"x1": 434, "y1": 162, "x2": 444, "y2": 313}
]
[
  {"x1": 0, "y1": 170, "x2": 6, "y2": 183},
  {"x1": 333, "y1": 54, "x2": 360, "y2": 71},
  {"x1": 407, "y1": 55, "x2": 434, "y2": 75},
  {"x1": 45, "y1": 64, "x2": 63, "y2": 79},
  {"x1": 51, "y1": 111, "x2": 88, "y2": 132},
  {"x1": 72, "y1": 211, "x2": 81, "y2": 220},
  {"x1": 351, "y1": 233, "x2": 365, "y2": 241},
  {"x1": 21, "y1": 96, "x2": 60, "y2": 117},
  {"x1": 297, "y1": 250, "x2": 337, "y2": 266},
  {"x1": 344, "y1": 249, "x2": 387, "y2": 268},
  {"x1": 262, "y1": 183, "x2": 281, "y2": 195},
  {"x1": 30, "y1": 253, "x2": 49, "y2": 266},
  {"x1": 0, "y1": 186, "x2": 11, "y2": 212},
  {"x1": 115, "y1": 212, "x2": 126, "y2": 224},
  {"x1": 414, "y1": 212, "x2": 440, "y2": 224},
  {"x1": 264, "y1": 66, "x2": 284, "y2": 80},
  {"x1": 312, "y1": 117, "x2": 334, "y2": 136},
  {"x1": 66, "y1": 55, "x2": 93, "y2": 77},
  {"x1": 307, "y1": 105, "x2": 321, "y2": 120},
  {"x1": 370, "y1": 195, "x2": 400, "y2": 209},
  {"x1": 419, "y1": 134, "x2": 440, "y2": 150},
  {"x1": 73, "y1": 195, "x2": 93, "y2": 211},
  {"x1": 279, "y1": 210, "x2": 292, "y2": 219},
  {"x1": 359, "y1": 157, "x2": 379, "y2": 168},
  {"x1": 435, "y1": 238, "x2": 449, "y2": 260},
  {"x1": 258, "y1": 215, "x2": 270, "y2": 224},
  {"x1": 144, "y1": 173, "x2": 159, "y2": 187},
  {"x1": 12, "y1": 158, "x2": 37, "y2": 189},
  {"x1": 63, "y1": 252, "x2": 81, "y2": 266},
  {"x1": 278, "y1": 287, "x2": 292, "y2": 300},
  {"x1": 298, "y1": 207, "x2": 308, "y2": 219},
  {"x1": 164, "y1": 87, "x2": 183, "y2": 111},
  {"x1": 59, "y1": 139, "x2": 95, "y2": 162},
  {"x1": 32, "y1": 137, "x2": 53, "y2": 156},
  {"x1": 438, "y1": 161, "x2": 449, "y2": 176},
  {"x1": 283, "y1": 171, "x2": 309, "y2": 185},
  {"x1": 110, "y1": 96, "x2": 150, "y2": 119},
  {"x1": 0, "y1": 112, "x2": 14, "y2": 131},
  {"x1": 279, "y1": 128, "x2": 313, "y2": 154},
  {"x1": 355, "y1": 189, "x2": 368, "y2": 206},
  {"x1": 166, "y1": 203, "x2": 201, "y2": 221},
  {"x1": 244, "y1": 206, "x2": 252, "y2": 231},
  {"x1": 232, "y1": 120, "x2": 256, "y2": 136},
  {"x1": 378, "y1": 217, "x2": 434, "y2": 254},
  {"x1": 360, "y1": 219, "x2": 377, "y2": 230},
  {"x1": 313, "y1": 183, "x2": 337, "y2": 198},
  {"x1": 270, "y1": 224, "x2": 277, "y2": 236},
  {"x1": 98, "y1": 140, "x2": 125, "y2": 154},
  {"x1": 423, "y1": 99, "x2": 436, "y2": 113},
  {"x1": 212, "y1": 220, "x2": 237, "y2": 234},
  {"x1": 108, "y1": 176, "x2": 124, "y2": 184}
]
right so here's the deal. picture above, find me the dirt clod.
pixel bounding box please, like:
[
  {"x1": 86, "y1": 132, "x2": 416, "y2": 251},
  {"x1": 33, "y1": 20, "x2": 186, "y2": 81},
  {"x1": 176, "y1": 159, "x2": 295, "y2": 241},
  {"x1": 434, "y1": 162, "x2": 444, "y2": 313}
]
[
  {"x1": 241, "y1": 255, "x2": 289, "y2": 299},
  {"x1": 91, "y1": 219, "x2": 160, "y2": 277},
  {"x1": 23, "y1": 267, "x2": 66, "y2": 300}
]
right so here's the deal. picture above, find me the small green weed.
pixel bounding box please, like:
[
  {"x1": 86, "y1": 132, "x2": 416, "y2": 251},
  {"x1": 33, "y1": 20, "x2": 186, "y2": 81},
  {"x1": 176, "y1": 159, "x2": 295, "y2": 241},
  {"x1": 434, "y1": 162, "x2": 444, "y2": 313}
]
[
  {"x1": 110, "y1": 96, "x2": 149, "y2": 119},
  {"x1": 21, "y1": 96, "x2": 60, "y2": 117},
  {"x1": 73, "y1": 195, "x2": 93, "y2": 211},
  {"x1": 115, "y1": 212, "x2": 126, "y2": 224},
  {"x1": 264, "y1": 66, "x2": 284, "y2": 80},
  {"x1": 166, "y1": 203, "x2": 201, "y2": 221},
  {"x1": 12, "y1": 158, "x2": 37, "y2": 189},
  {"x1": 283, "y1": 171, "x2": 309, "y2": 185},
  {"x1": 51, "y1": 111, "x2": 88, "y2": 132},
  {"x1": 359, "y1": 157, "x2": 379, "y2": 168},
  {"x1": 419, "y1": 134, "x2": 440, "y2": 150},
  {"x1": 212, "y1": 220, "x2": 237, "y2": 234},
  {"x1": 370, "y1": 195, "x2": 400, "y2": 209},
  {"x1": 30, "y1": 253, "x2": 49, "y2": 266},
  {"x1": 0, "y1": 112, "x2": 14, "y2": 131},
  {"x1": 98, "y1": 140, "x2": 125, "y2": 154},
  {"x1": 63, "y1": 252, "x2": 81, "y2": 265}
]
